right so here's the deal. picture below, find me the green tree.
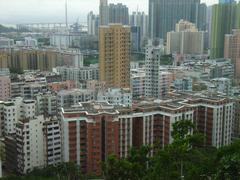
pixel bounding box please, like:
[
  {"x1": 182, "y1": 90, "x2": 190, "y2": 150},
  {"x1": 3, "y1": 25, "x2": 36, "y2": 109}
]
[
  {"x1": 146, "y1": 120, "x2": 213, "y2": 180},
  {"x1": 215, "y1": 140, "x2": 240, "y2": 180},
  {"x1": 103, "y1": 146, "x2": 150, "y2": 180}
]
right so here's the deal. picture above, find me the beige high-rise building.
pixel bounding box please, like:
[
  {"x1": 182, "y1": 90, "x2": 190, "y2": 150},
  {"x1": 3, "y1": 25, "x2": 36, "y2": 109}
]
[
  {"x1": 99, "y1": 24, "x2": 130, "y2": 88},
  {"x1": 167, "y1": 20, "x2": 204, "y2": 55},
  {"x1": 224, "y1": 29, "x2": 240, "y2": 79},
  {"x1": 175, "y1": 19, "x2": 197, "y2": 32}
]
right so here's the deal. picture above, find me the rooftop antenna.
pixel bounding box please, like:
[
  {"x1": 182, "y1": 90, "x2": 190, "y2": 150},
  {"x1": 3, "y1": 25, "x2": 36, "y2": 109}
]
[{"x1": 65, "y1": 0, "x2": 68, "y2": 29}]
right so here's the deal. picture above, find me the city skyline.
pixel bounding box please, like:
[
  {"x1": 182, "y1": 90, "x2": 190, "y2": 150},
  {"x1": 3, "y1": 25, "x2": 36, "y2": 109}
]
[{"x1": 1, "y1": 0, "x2": 218, "y2": 24}]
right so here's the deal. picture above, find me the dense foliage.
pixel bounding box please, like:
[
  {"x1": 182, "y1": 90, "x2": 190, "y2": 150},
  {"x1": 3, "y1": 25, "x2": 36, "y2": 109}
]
[
  {"x1": 2, "y1": 162, "x2": 87, "y2": 180},
  {"x1": 103, "y1": 120, "x2": 240, "y2": 180}
]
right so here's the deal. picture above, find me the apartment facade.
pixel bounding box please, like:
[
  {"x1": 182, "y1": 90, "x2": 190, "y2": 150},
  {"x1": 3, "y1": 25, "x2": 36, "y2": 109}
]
[
  {"x1": 145, "y1": 42, "x2": 172, "y2": 98},
  {"x1": 99, "y1": 24, "x2": 131, "y2": 88},
  {"x1": 61, "y1": 102, "x2": 120, "y2": 175},
  {"x1": 224, "y1": 29, "x2": 240, "y2": 79},
  {"x1": 3, "y1": 98, "x2": 36, "y2": 135},
  {"x1": 57, "y1": 89, "x2": 95, "y2": 109},
  {"x1": 16, "y1": 116, "x2": 45, "y2": 174},
  {"x1": 55, "y1": 65, "x2": 99, "y2": 82},
  {"x1": 97, "y1": 88, "x2": 132, "y2": 107},
  {"x1": 60, "y1": 94, "x2": 234, "y2": 175},
  {"x1": 0, "y1": 76, "x2": 11, "y2": 101},
  {"x1": 43, "y1": 117, "x2": 62, "y2": 166},
  {"x1": 167, "y1": 20, "x2": 204, "y2": 55}
]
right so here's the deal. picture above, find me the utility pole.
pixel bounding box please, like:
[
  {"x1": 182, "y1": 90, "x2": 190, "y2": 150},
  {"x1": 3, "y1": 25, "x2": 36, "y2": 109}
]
[
  {"x1": 181, "y1": 160, "x2": 184, "y2": 180},
  {"x1": 65, "y1": 0, "x2": 68, "y2": 29}
]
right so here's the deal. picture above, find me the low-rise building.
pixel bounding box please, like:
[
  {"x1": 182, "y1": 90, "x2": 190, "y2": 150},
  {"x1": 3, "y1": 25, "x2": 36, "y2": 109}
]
[
  {"x1": 97, "y1": 88, "x2": 132, "y2": 107},
  {"x1": 11, "y1": 81, "x2": 48, "y2": 99},
  {"x1": 208, "y1": 78, "x2": 232, "y2": 96},
  {"x1": 0, "y1": 37, "x2": 14, "y2": 49},
  {"x1": 55, "y1": 65, "x2": 99, "y2": 82},
  {"x1": 57, "y1": 89, "x2": 95, "y2": 109},
  {"x1": 173, "y1": 77, "x2": 193, "y2": 91},
  {"x1": 131, "y1": 69, "x2": 145, "y2": 99},
  {"x1": 48, "y1": 80, "x2": 76, "y2": 92},
  {"x1": 35, "y1": 93, "x2": 58, "y2": 116}
]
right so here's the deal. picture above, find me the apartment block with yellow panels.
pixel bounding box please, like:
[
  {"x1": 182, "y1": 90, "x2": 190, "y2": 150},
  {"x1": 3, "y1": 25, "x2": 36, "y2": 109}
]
[{"x1": 99, "y1": 24, "x2": 130, "y2": 88}]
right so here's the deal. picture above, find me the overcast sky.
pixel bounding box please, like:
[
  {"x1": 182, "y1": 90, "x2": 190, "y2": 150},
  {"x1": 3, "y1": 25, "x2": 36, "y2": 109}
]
[{"x1": 0, "y1": 0, "x2": 218, "y2": 24}]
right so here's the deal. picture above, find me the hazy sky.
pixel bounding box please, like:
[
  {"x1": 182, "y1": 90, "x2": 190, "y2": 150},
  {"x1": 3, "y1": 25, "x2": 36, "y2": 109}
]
[{"x1": 0, "y1": 0, "x2": 218, "y2": 24}]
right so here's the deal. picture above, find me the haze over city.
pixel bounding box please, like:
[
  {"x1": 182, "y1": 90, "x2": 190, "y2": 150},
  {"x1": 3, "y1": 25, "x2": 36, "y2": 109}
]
[
  {"x1": 1, "y1": 0, "x2": 219, "y2": 24},
  {"x1": 0, "y1": 0, "x2": 240, "y2": 179}
]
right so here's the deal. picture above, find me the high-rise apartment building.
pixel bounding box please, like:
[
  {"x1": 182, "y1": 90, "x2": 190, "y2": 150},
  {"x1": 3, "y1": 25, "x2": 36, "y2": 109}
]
[
  {"x1": 108, "y1": 3, "x2": 129, "y2": 25},
  {"x1": 224, "y1": 29, "x2": 240, "y2": 78},
  {"x1": 87, "y1": 11, "x2": 99, "y2": 36},
  {"x1": 99, "y1": 24, "x2": 130, "y2": 88},
  {"x1": 210, "y1": 3, "x2": 240, "y2": 58},
  {"x1": 129, "y1": 12, "x2": 148, "y2": 39},
  {"x1": 131, "y1": 26, "x2": 141, "y2": 52},
  {"x1": 3, "y1": 98, "x2": 36, "y2": 135},
  {"x1": 99, "y1": 0, "x2": 109, "y2": 25},
  {"x1": 16, "y1": 116, "x2": 45, "y2": 174},
  {"x1": 167, "y1": 20, "x2": 205, "y2": 54},
  {"x1": 61, "y1": 102, "x2": 120, "y2": 175},
  {"x1": 145, "y1": 41, "x2": 171, "y2": 98},
  {"x1": 148, "y1": 0, "x2": 206, "y2": 40},
  {"x1": 4, "y1": 116, "x2": 61, "y2": 174},
  {"x1": 43, "y1": 117, "x2": 62, "y2": 166}
]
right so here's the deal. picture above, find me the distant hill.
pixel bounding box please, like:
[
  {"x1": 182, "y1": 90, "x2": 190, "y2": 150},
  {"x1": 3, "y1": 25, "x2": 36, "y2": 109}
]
[
  {"x1": 0, "y1": 24, "x2": 17, "y2": 32},
  {"x1": 0, "y1": 24, "x2": 30, "y2": 33}
]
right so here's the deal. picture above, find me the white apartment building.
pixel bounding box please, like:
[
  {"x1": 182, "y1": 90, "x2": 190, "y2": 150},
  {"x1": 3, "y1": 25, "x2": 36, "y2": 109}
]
[
  {"x1": 24, "y1": 37, "x2": 38, "y2": 47},
  {"x1": 131, "y1": 69, "x2": 145, "y2": 99},
  {"x1": 35, "y1": 93, "x2": 58, "y2": 116},
  {"x1": 43, "y1": 117, "x2": 61, "y2": 166},
  {"x1": 55, "y1": 64, "x2": 99, "y2": 82},
  {"x1": 3, "y1": 98, "x2": 36, "y2": 135},
  {"x1": 87, "y1": 11, "x2": 99, "y2": 36},
  {"x1": 145, "y1": 41, "x2": 163, "y2": 98},
  {"x1": 57, "y1": 89, "x2": 95, "y2": 109},
  {"x1": 145, "y1": 42, "x2": 172, "y2": 98},
  {"x1": 5, "y1": 116, "x2": 61, "y2": 174},
  {"x1": 209, "y1": 78, "x2": 233, "y2": 96},
  {"x1": 97, "y1": 88, "x2": 132, "y2": 107},
  {"x1": 11, "y1": 81, "x2": 48, "y2": 99},
  {"x1": 0, "y1": 37, "x2": 14, "y2": 49},
  {"x1": 16, "y1": 116, "x2": 45, "y2": 174}
]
